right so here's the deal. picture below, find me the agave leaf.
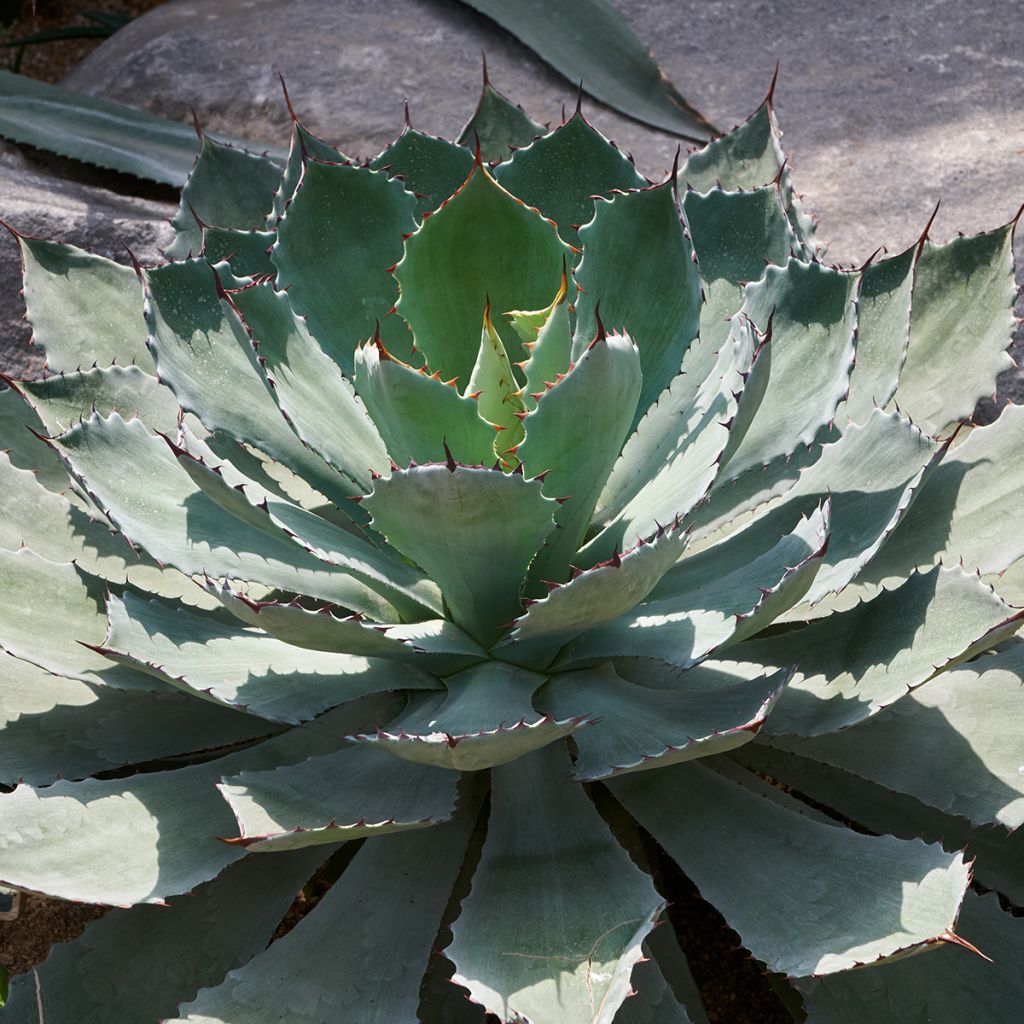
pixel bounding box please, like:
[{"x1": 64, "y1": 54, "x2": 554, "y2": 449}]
[
  {"x1": 48, "y1": 413, "x2": 401, "y2": 619},
  {"x1": 144, "y1": 259, "x2": 360, "y2": 507},
  {"x1": 166, "y1": 134, "x2": 281, "y2": 259},
  {"x1": 610, "y1": 760, "x2": 971, "y2": 977},
  {"x1": 202, "y1": 226, "x2": 276, "y2": 277},
  {"x1": 218, "y1": 744, "x2": 458, "y2": 851},
  {"x1": 230, "y1": 282, "x2": 390, "y2": 491},
  {"x1": 741, "y1": 564, "x2": 1024, "y2": 737},
  {"x1": 0, "y1": 697, "x2": 389, "y2": 905},
  {"x1": 171, "y1": 792, "x2": 482, "y2": 1024},
  {"x1": 513, "y1": 270, "x2": 574, "y2": 410},
  {"x1": 0, "y1": 651, "x2": 271, "y2": 787},
  {"x1": 395, "y1": 160, "x2": 573, "y2": 382},
  {"x1": 537, "y1": 661, "x2": 788, "y2": 781},
  {"x1": 457, "y1": 68, "x2": 545, "y2": 163},
  {"x1": 614, "y1": 950, "x2": 693, "y2": 1024},
  {"x1": 495, "y1": 111, "x2": 647, "y2": 246},
  {"x1": 99, "y1": 591, "x2": 439, "y2": 725},
  {"x1": 16, "y1": 235, "x2": 151, "y2": 373},
  {"x1": 636, "y1": 926, "x2": 707, "y2": 1024},
  {"x1": 467, "y1": 305, "x2": 529, "y2": 461},
  {"x1": 272, "y1": 159, "x2": 418, "y2": 369},
  {"x1": 351, "y1": 661, "x2": 585, "y2": 771},
  {"x1": 732, "y1": 742, "x2": 1024, "y2": 908},
  {"x1": 447, "y1": 742, "x2": 665, "y2": 1024},
  {"x1": 893, "y1": 221, "x2": 1017, "y2": 432},
  {"x1": 682, "y1": 184, "x2": 797, "y2": 350},
  {"x1": 519, "y1": 331, "x2": 642, "y2": 583},
  {"x1": 458, "y1": 0, "x2": 713, "y2": 142},
  {"x1": 672, "y1": 409, "x2": 947, "y2": 611},
  {"x1": 560, "y1": 503, "x2": 829, "y2": 669},
  {"x1": 353, "y1": 335, "x2": 496, "y2": 467},
  {"x1": 371, "y1": 119, "x2": 476, "y2": 218},
  {"x1": 168, "y1": 428, "x2": 443, "y2": 619},
  {"x1": 0, "y1": 385, "x2": 68, "y2": 491},
  {"x1": 857, "y1": 404, "x2": 1024, "y2": 583},
  {"x1": 362, "y1": 464, "x2": 557, "y2": 646},
  {"x1": 0, "y1": 549, "x2": 157, "y2": 690},
  {"x1": 0, "y1": 69, "x2": 287, "y2": 184},
  {"x1": 501, "y1": 521, "x2": 687, "y2": 651},
  {"x1": 717, "y1": 258, "x2": 858, "y2": 483},
  {"x1": 798, "y1": 892, "x2": 1024, "y2": 1023},
  {"x1": 572, "y1": 179, "x2": 701, "y2": 424},
  {"x1": 270, "y1": 117, "x2": 348, "y2": 224},
  {"x1": 682, "y1": 95, "x2": 816, "y2": 252},
  {"x1": 584, "y1": 316, "x2": 757, "y2": 561},
  {"x1": 2, "y1": 846, "x2": 328, "y2": 1024},
  {"x1": 765, "y1": 640, "x2": 1024, "y2": 830},
  {"x1": 843, "y1": 244, "x2": 916, "y2": 424}
]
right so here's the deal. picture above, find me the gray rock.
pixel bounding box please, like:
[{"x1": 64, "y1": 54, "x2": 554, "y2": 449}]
[
  {"x1": 62, "y1": 0, "x2": 1024, "y2": 263},
  {"x1": 0, "y1": 148, "x2": 173, "y2": 379}
]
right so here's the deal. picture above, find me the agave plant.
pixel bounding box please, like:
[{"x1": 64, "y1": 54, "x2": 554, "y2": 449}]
[{"x1": 1, "y1": 73, "x2": 1022, "y2": 1024}]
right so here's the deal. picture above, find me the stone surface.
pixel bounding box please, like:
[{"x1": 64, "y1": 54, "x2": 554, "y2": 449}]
[
  {"x1": 61, "y1": 0, "x2": 1024, "y2": 263},
  {"x1": 0, "y1": 148, "x2": 173, "y2": 379}
]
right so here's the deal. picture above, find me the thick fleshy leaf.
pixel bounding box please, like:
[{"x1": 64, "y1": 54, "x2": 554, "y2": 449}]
[
  {"x1": 739, "y1": 565, "x2": 1024, "y2": 736},
  {"x1": 167, "y1": 135, "x2": 281, "y2": 259},
  {"x1": 230, "y1": 281, "x2": 389, "y2": 491},
  {"x1": 673, "y1": 409, "x2": 946, "y2": 611},
  {"x1": 572, "y1": 180, "x2": 701, "y2": 423},
  {"x1": 614, "y1": 929, "x2": 697, "y2": 1024},
  {"x1": 538, "y1": 661, "x2": 788, "y2": 780},
  {"x1": 717, "y1": 258, "x2": 858, "y2": 482},
  {"x1": 519, "y1": 331, "x2": 642, "y2": 582},
  {"x1": 0, "y1": 549, "x2": 154, "y2": 689},
  {"x1": 460, "y1": 0, "x2": 714, "y2": 141},
  {"x1": 351, "y1": 661, "x2": 586, "y2": 771},
  {"x1": 448, "y1": 742, "x2": 664, "y2": 1024},
  {"x1": 766, "y1": 641, "x2": 1024, "y2": 829},
  {"x1": 611, "y1": 760, "x2": 971, "y2": 977},
  {"x1": 467, "y1": 305, "x2": 528, "y2": 460},
  {"x1": 857, "y1": 405, "x2": 1024, "y2": 583},
  {"x1": 584, "y1": 316, "x2": 757, "y2": 562},
  {"x1": 682, "y1": 185, "x2": 796, "y2": 349},
  {"x1": 17, "y1": 235, "x2": 150, "y2": 373},
  {"x1": 502, "y1": 522, "x2": 687, "y2": 650},
  {"x1": 731, "y1": 741, "x2": 1024, "y2": 907},
  {"x1": 0, "y1": 68, "x2": 286, "y2": 185},
  {"x1": 843, "y1": 245, "x2": 916, "y2": 424},
  {"x1": 682, "y1": 97, "x2": 815, "y2": 250},
  {"x1": 894, "y1": 222, "x2": 1016, "y2": 432},
  {"x1": 798, "y1": 892, "x2": 1024, "y2": 1023},
  {"x1": 171, "y1": 797, "x2": 479, "y2": 1024},
  {"x1": 515, "y1": 271, "x2": 574, "y2": 410},
  {"x1": 167, "y1": 430, "x2": 442, "y2": 619},
  {"x1": 203, "y1": 226, "x2": 276, "y2": 277},
  {"x1": 3, "y1": 846, "x2": 327, "y2": 1024},
  {"x1": 457, "y1": 70, "x2": 545, "y2": 163},
  {"x1": 0, "y1": 651, "x2": 270, "y2": 786},
  {"x1": 495, "y1": 112, "x2": 647, "y2": 246},
  {"x1": 395, "y1": 160, "x2": 573, "y2": 382},
  {"x1": 48, "y1": 413, "x2": 400, "y2": 618},
  {"x1": 0, "y1": 699, "x2": 386, "y2": 905},
  {"x1": 144, "y1": 259, "x2": 357, "y2": 507},
  {"x1": 362, "y1": 464, "x2": 557, "y2": 645},
  {"x1": 0, "y1": 384, "x2": 68, "y2": 491},
  {"x1": 560, "y1": 504, "x2": 829, "y2": 669},
  {"x1": 370, "y1": 120, "x2": 475, "y2": 217},
  {"x1": 269, "y1": 118, "x2": 348, "y2": 225},
  {"x1": 209, "y1": 583, "x2": 484, "y2": 673},
  {"x1": 354, "y1": 337, "x2": 496, "y2": 466},
  {"x1": 272, "y1": 159, "x2": 418, "y2": 369},
  {"x1": 99, "y1": 591, "x2": 438, "y2": 724},
  {"x1": 218, "y1": 743, "x2": 458, "y2": 850}
]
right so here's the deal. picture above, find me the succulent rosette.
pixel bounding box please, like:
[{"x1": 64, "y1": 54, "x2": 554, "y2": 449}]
[{"x1": 1, "y1": 74, "x2": 1022, "y2": 1023}]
